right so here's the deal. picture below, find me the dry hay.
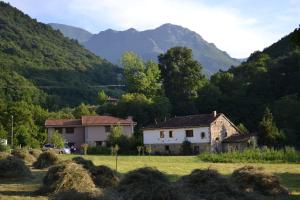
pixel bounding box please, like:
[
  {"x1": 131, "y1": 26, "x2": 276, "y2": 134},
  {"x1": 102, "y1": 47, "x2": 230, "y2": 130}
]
[
  {"x1": 91, "y1": 165, "x2": 120, "y2": 188},
  {"x1": 33, "y1": 150, "x2": 59, "y2": 169},
  {"x1": 49, "y1": 189, "x2": 102, "y2": 200},
  {"x1": 0, "y1": 155, "x2": 31, "y2": 178},
  {"x1": 0, "y1": 152, "x2": 10, "y2": 160},
  {"x1": 231, "y1": 166, "x2": 289, "y2": 196},
  {"x1": 175, "y1": 169, "x2": 259, "y2": 200},
  {"x1": 116, "y1": 167, "x2": 177, "y2": 200},
  {"x1": 29, "y1": 149, "x2": 43, "y2": 158},
  {"x1": 72, "y1": 156, "x2": 95, "y2": 171},
  {"x1": 40, "y1": 161, "x2": 97, "y2": 194},
  {"x1": 12, "y1": 148, "x2": 36, "y2": 164}
]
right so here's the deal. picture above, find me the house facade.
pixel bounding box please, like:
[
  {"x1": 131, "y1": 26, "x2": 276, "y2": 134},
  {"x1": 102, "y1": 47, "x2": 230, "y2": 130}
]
[
  {"x1": 45, "y1": 115, "x2": 135, "y2": 148},
  {"x1": 143, "y1": 111, "x2": 254, "y2": 154}
]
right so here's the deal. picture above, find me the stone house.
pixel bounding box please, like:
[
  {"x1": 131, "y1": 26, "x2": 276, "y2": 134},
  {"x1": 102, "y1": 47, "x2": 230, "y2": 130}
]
[
  {"x1": 45, "y1": 115, "x2": 135, "y2": 148},
  {"x1": 143, "y1": 111, "x2": 254, "y2": 154}
]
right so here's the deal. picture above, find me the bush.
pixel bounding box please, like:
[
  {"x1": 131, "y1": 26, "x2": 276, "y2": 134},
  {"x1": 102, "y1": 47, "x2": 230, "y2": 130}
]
[
  {"x1": 29, "y1": 149, "x2": 43, "y2": 158},
  {"x1": 40, "y1": 161, "x2": 97, "y2": 194},
  {"x1": 0, "y1": 156, "x2": 31, "y2": 178},
  {"x1": 231, "y1": 166, "x2": 289, "y2": 196},
  {"x1": 0, "y1": 144, "x2": 10, "y2": 152},
  {"x1": 87, "y1": 146, "x2": 111, "y2": 155},
  {"x1": 92, "y1": 165, "x2": 120, "y2": 188},
  {"x1": 33, "y1": 150, "x2": 59, "y2": 169},
  {"x1": 116, "y1": 167, "x2": 177, "y2": 200},
  {"x1": 198, "y1": 147, "x2": 300, "y2": 163},
  {"x1": 12, "y1": 148, "x2": 36, "y2": 164},
  {"x1": 175, "y1": 169, "x2": 254, "y2": 200}
]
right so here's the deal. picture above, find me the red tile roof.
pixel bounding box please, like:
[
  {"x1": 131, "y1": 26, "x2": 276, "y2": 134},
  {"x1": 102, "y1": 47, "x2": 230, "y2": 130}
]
[{"x1": 45, "y1": 115, "x2": 134, "y2": 127}]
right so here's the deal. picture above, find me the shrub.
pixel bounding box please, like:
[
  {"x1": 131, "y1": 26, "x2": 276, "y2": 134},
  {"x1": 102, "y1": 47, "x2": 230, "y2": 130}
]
[
  {"x1": 92, "y1": 165, "x2": 120, "y2": 188},
  {"x1": 40, "y1": 161, "x2": 97, "y2": 194},
  {"x1": 175, "y1": 169, "x2": 254, "y2": 200},
  {"x1": 87, "y1": 146, "x2": 111, "y2": 155},
  {"x1": 29, "y1": 149, "x2": 43, "y2": 158},
  {"x1": 0, "y1": 156, "x2": 31, "y2": 178},
  {"x1": 0, "y1": 144, "x2": 10, "y2": 152},
  {"x1": 116, "y1": 167, "x2": 177, "y2": 200},
  {"x1": 231, "y1": 166, "x2": 289, "y2": 196},
  {"x1": 33, "y1": 150, "x2": 59, "y2": 169},
  {"x1": 12, "y1": 148, "x2": 36, "y2": 164}
]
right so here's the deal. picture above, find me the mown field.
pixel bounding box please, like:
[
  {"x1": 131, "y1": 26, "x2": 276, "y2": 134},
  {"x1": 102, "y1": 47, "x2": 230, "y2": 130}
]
[{"x1": 0, "y1": 155, "x2": 299, "y2": 200}]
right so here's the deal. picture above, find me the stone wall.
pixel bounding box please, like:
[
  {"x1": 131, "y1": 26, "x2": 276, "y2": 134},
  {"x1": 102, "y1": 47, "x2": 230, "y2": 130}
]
[{"x1": 210, "y1": 115, "x2": 239, "y2": 152}]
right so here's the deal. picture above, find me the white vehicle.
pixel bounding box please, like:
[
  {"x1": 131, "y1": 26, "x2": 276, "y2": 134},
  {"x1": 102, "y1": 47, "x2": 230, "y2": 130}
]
[{"x1": 42, "y1": 143, "x2": 71, "y2": 154}]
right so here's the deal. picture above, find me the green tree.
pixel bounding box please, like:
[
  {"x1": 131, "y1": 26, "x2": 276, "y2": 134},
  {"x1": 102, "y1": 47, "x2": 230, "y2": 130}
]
[
  {"x1": 237, "y1": 123, "x2": 249, "y2": 134},
  {"x1": 107, "y1": 124, "x2": 123, "y2": 146},
  {"x1": 73, "y1": 103, "x2": 93, "y2": 118},
  {"x1": 98, "y1": 90, "x2": 108, "y2": 105},
  {"x1": 158, "y1": 47, "x2": 206, "y2": 115},
  {"x1": 15, "y1": 125, "x2": 31, "y2": 147},
  {"x1": 51, "y1": 131, "x2": 65, "y2": 148},
  {"x1": 121, "y1": 52, "x2": 162, "y2": 96},
  {"x1": 258, "y1": 108, "x2": 285, "y2": 147}
]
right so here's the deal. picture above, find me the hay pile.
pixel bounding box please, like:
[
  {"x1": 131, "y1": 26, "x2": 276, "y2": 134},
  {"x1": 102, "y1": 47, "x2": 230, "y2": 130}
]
[
  {"x1": 0, "y1": 152, "x2": 10, "y2": 160},
  {"x1": 49, "y1": 189, "x2": 102, "y2": 200},
  {"x1": 91, "y1": 165, "x2": 120, "y2": 188},
  {"x1": 231, "y1": 166, "x2": 289, "y2": 196},
  {"x1": 175, "y1": 169, "x2": 255, "y2": 200},
  {"x1": 33, "y1": 150, "x2": 59, "y2": 169},
  {"x1": 30, "y1": 149, "x2": 43, "y2": 158},
  {"x1": 40, "y1": 161, "x2": 97, "y2": 194},
  {"x1": 116, "y1": 167, "x2": 177, "y2": 200},
  {"x1": 72, "y1": 156, "x2": 95, "y2": 171},
  {"x1": 12, "y1": 148, "x2": 36, "y2": 163},
  {"x1": 0, "y1": 156, "x2": 31, "y2": 178}
]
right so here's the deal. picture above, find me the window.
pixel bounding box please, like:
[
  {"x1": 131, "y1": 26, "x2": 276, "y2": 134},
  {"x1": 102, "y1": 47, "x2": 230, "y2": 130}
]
[
  {"x1": 105, "y1": 126, "x2": 111, "y2": 133},
  {"x1": 201, "y1": 132, "x2": 205, "y2": 139},
  {"x1": 185, "y1": 130, "x2": 194, "y2": 137},
  {"x1": 65, "y1": 127, "x2": 74, "y2": 134},
  {"x1": 95, "y1": 141, "x2": 103, "y2": 146},
  {"x1": 169, "y1": 131, "x2": 173, "y2": 138},
  {"x1": 160, "y1": 131, "x2": 164, "y2": 138},
  {"x1": 55, "y1": 128, "x2": 62, "y2": 134},
  {"x1": 165, "y1": 145, "x2": 170, "y2": 151}
]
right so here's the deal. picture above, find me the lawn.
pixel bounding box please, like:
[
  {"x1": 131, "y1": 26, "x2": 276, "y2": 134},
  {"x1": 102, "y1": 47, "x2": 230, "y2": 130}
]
[{"x1": 0, "y1": 155, "x2": 299, "y2": 199}]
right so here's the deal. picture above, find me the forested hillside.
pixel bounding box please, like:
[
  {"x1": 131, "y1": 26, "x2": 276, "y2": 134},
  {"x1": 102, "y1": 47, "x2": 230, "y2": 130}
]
[{"x1": 0, "y1": 2, "x2": 122, "y2": 108}]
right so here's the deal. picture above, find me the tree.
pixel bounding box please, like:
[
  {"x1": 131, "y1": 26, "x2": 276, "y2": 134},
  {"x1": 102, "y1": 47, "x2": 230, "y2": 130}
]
[
  {"x1": 98, "y1": 90, "x2": 108, "y2": 105},
  {"x1": 73, "y1": 103, "x2": 93, "y2": 118},
  {"x1": 237, "y1": 123, "x2": 249, "y2": 134},
  {"x1": 107, "y1": 124, "x2": 123, "y2": 146},
  {"x1": 258, "y1": 108, "x2": 285, "y2": 147},
  {"x1": 51, "y1": 131, "x2": 65, "y2": 148},
  {"x1": 158, "y1": 47, "x2": 206, "y2": 115},
  {"x1": 121, "y1": 52, "x2": 162, "y2": 96}
]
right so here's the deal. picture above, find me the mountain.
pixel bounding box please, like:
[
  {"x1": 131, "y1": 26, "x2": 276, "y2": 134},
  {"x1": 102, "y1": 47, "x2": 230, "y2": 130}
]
[
  {"x1": 0, "y1": 2, "x2": 122, "y2": 108},
  {"x1": 82, "y1": 23, "x2": 241, "y2": 74},
  {"x1": 49, "y1": 23, "x2": 93, "y2": 43}
]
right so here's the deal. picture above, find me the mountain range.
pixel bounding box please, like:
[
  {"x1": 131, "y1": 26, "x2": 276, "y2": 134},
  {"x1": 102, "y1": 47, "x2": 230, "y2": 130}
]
[{"x1": 49, "y1": 23, "x2": 242, "y2": 74}]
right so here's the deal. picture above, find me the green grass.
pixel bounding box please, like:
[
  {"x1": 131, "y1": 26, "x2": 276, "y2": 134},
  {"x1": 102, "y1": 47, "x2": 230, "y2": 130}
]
[{"x1": 0, "y1": 155, "x2": 299, "y2": 199}]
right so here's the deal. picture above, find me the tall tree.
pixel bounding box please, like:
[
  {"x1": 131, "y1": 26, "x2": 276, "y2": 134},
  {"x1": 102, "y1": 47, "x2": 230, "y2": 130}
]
[
  {"x1": 158, "y1": 47, "x2": 206, "y2": 115},
  {"x1": 258, "y1": 108, "x2": 285, "y2": 147}
]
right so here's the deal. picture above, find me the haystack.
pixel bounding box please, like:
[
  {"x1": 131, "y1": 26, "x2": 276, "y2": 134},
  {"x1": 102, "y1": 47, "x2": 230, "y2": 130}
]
[
  {"x1": 72, "y1": 156, "x2": 95, "y2": 171},
  {"x1": 30, "y1": 149, "x2": 43, "y2": 158},
  {"x1": 49, "y1": 189, "x2": 102, "y2": 200},
  {"x1": 0, "y1": 156, "x2": 31, "y2": 178},
  {"x1": 91, "y1": 165, "x2": 120, "y2": 188},
  {"x1": 12, "y1": 148, "x2": 36, "y2": 163},
  {"x1": 116, "y1": 167, "x2": 177, "y2": 200},
  {"x1": 0, "y1": 152, "x2": 10, "y2": 160},
  {"x1": 40, "y1": 161, "x2": 97, "y2": 194},
  {"x1": 231, "y1": 166, "x2": 289, "y2": 196},
  {"x1": 33, "y1": 150, "x2": 59, "y2": 169}
]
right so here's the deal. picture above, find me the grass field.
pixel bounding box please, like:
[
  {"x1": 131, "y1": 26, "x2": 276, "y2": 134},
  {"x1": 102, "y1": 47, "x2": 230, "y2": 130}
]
[{"x1": 0, "y1": 155, "x2": 299, "y2": 199}]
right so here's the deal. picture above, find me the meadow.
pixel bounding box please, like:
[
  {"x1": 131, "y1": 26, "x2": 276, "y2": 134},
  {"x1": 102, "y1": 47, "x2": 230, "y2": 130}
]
[{"x1": 0, "y1": 155, "x2": 299, "y2": 199}]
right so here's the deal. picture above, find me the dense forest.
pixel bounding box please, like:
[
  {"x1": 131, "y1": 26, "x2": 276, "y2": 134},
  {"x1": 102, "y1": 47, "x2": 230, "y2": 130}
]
[{"x1": 0, "y1": 2, "x2": 299, "y2": 149}]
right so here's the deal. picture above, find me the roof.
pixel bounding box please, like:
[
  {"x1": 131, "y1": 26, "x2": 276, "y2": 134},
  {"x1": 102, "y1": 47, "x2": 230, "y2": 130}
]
[
  {"x1": 45, "y1": 115, "x2": 134, "y2": 127},
  {"x1": 143, "y1": 114, "x2": 222, "y2": 130},
  {"x1": 222, "y1": 133, "x2": 256, "y2": 143}
]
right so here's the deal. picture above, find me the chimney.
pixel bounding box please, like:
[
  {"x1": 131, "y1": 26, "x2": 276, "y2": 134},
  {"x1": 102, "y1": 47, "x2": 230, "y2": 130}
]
[{"x1": 213, "y1": 111, "x2": 217, "y2": 117}]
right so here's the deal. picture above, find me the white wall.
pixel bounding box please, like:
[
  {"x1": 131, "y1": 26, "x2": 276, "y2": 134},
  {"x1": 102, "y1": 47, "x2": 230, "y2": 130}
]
[{"x1": 143, "y1": 127, "x2": 210, "y2": 144}]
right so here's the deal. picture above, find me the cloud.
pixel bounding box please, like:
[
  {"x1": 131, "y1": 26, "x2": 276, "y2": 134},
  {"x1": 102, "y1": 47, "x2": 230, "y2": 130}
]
[{"x1": 3, "y1": 0, "x2": 299, "y2": 58}]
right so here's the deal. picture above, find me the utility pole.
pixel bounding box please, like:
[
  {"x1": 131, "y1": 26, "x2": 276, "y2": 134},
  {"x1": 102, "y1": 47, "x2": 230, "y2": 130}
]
[{"x1": 11, "y1": 115, "x2": 13, "y2": 147}]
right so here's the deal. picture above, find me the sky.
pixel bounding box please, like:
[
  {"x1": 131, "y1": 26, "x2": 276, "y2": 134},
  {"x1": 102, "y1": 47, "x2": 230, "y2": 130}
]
[{"x1": 3, "y1": 0, "x2": 300, "y2": 58}]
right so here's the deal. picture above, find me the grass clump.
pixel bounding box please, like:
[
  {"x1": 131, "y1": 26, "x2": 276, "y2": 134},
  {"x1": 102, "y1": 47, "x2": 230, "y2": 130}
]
[
  {"x1": 33, "y1": 150, "x2": 59, "y2": 169},
  {"x1": 198, "y1": 147, "x2": 300, "y2": 163},
  {"x1": 116, "y1": 167, "x2": 177, "y2": 200},
  {"x1": 175, "y1": 169, "x2": 257, "y2": 200},
  {"x1": 39, "y1": 161, "x2": 97, "y2": 194},
  {"x1": 12, "y1": 148, "x2": 36, "y2": 164},
  {"x1": 231, "y1": 166, "x2": 289, "y2": 196},
  {"x1": 0, "y1": 156, "x2": 31, "y2": 178}
]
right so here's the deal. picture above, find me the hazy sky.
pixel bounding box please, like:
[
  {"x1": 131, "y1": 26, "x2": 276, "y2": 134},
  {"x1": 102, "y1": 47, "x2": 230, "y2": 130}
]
[{"x1": 3, "y1": 0, "x2": 300, "y2": 58}]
